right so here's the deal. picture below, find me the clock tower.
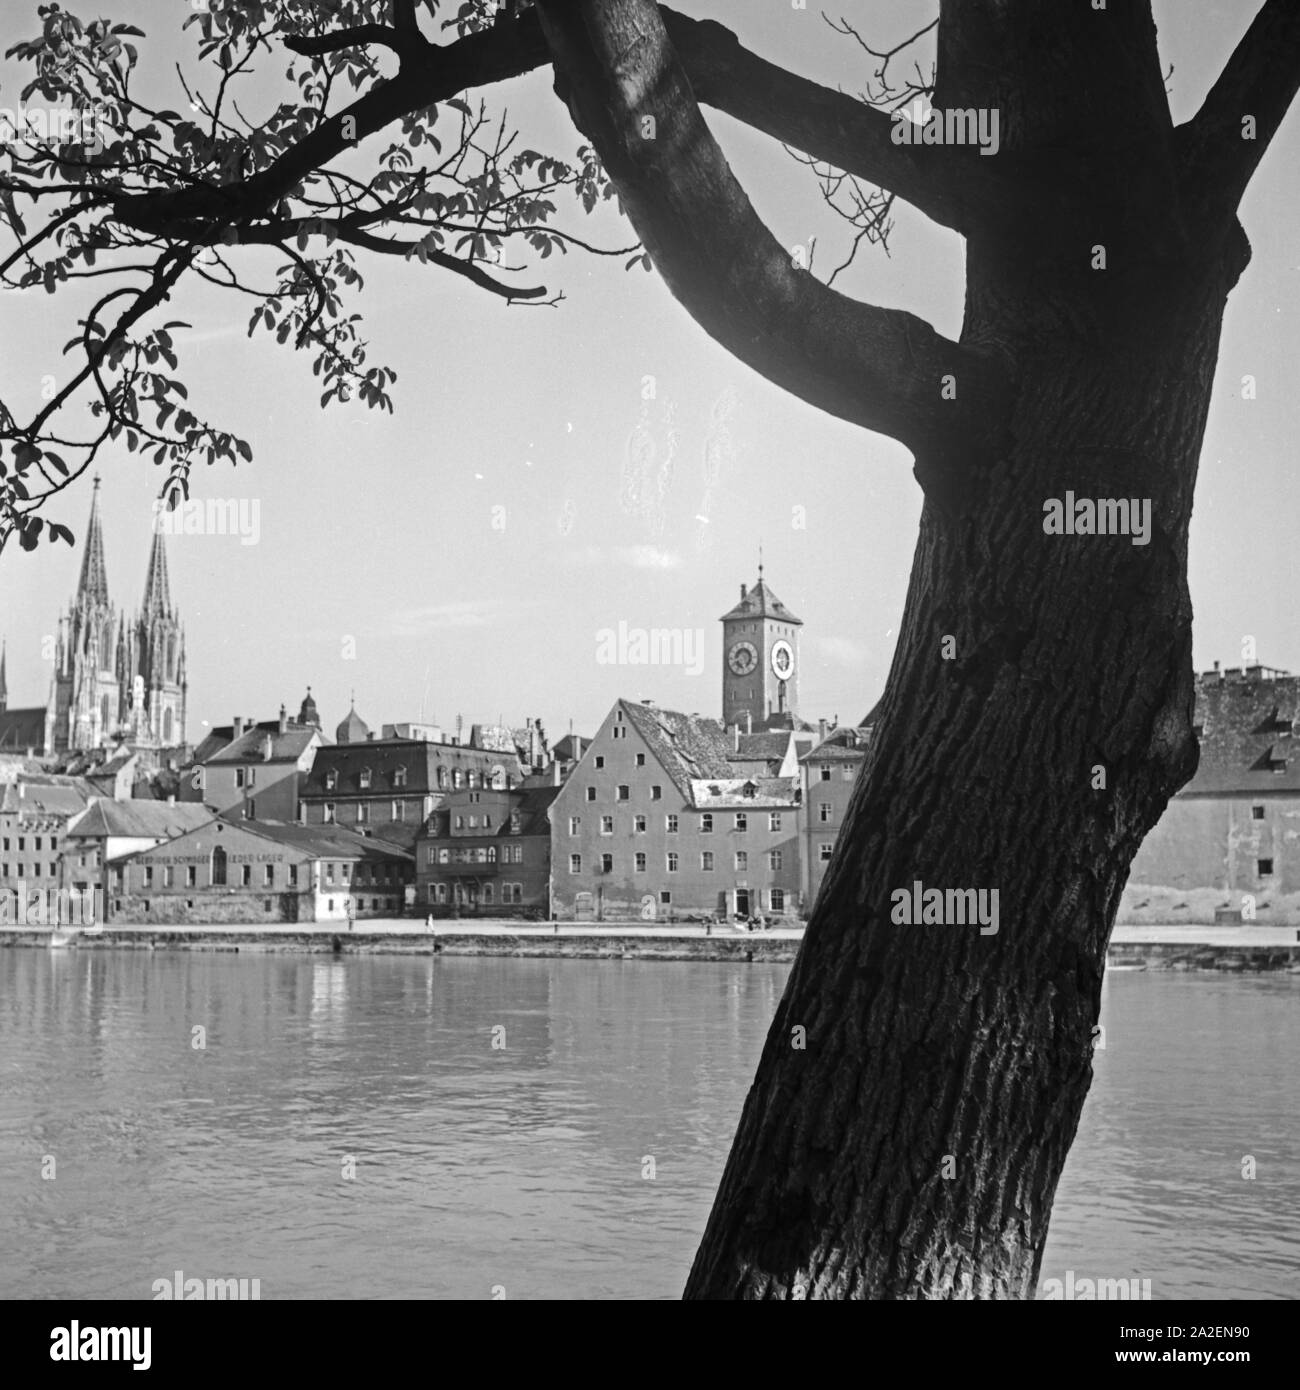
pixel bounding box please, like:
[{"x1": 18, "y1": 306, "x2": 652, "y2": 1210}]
[{"x1": 720, "y1": 566, "x2": 803, "y2": 731}]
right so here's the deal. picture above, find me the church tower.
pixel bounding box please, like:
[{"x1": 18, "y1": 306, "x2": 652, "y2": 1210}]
[
  {"x1": 719, "y1": 565, "x2": 803, "y2": 731},
  {"x1": 50, "y1": 478, "x2": 122, "y2": 752},
  {"x1": 122, "y1": 523, "x2": 187, "y2": 749}
]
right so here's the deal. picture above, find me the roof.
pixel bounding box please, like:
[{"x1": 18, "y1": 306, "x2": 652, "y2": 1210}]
[
  {"x1": 727, "y1": 732, "x2": 792, "y2": 763},
  {"x1": 801, "y1": 725, "x2": 873, "y2": 763},
  {"x1": 419, "y1": 784, "x2": 560, "y2": 841},
  {"x1": 719, "y1": 576, "x2": 802, "y2": 625},
  {"x1": 67, "y1": 799, "x2": 215, "y2": 838},
  {"x1": 206, "y1": 725, "x2": 318, "y2": 765},
  {"x1": 244, "y1": 819, "x2": 412, "y2": 862},
  {"x1": 335, "y1": 705, "x2": 370, "y2": 745},
  {"x1": 551, "y1": 733, "x2": 592, "y2": 761},
  {"x1": 0, "y1": 780, "x2": 92, "y2": 819},
  {"x1": 0, "y1": 707, "x2": 47, "y2": 753},
  {"x1": 689, "y1": 776, "x2": 801, "y2": 809},
  {"x1": 301, "y1": 737, "x2": 519, "y2": 798},
  {"x1": 619, "y1": 700, "x2": 735, "y2": 799},
  {"x1": 1181, "y1": 665, "x2": 1300, "y2": 795}
]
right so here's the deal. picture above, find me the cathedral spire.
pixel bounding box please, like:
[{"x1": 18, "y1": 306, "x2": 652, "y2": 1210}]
[
  {"x1": 75, "y1": 475, "x2": 110, "y2": 609},
  {"x1": 141, "y1": 518, "x2": 172, "y2": 619}
]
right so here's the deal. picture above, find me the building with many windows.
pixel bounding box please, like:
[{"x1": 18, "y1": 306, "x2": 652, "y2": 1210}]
[
  {"x1": 416, "y1": 780, "x2": 560, "y2": 916},
  {"x1": 550, "y1": 698, "x2": 802, "y2": 922},
  {"x1": 800, "y1": 722, "x2": 873, "y2": 908}
]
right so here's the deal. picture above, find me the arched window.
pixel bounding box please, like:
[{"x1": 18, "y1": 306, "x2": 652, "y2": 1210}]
[
  {"x1": 163, "y1": 708, "x2": 173, "y2": 742},
  {"x1": 166, "y1": 636, "x2": 177, "y2": 683},
  {"x1": 436, "y1": 767, "x2": 446, "y2": 789},
  {"x1": 466, "y1": 771, "x2": 477, "y2": 789},
  {"x1": 212, "y1": 845, "x2": 227, "y2": 886},
  {"x1": 453, "y1": 769, "x2": 463, "y2": 789}
]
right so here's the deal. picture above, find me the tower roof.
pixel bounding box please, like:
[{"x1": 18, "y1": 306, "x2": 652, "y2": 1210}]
[
  {"x1": 298, "y1": 687, "x2": 320, "y2": 728},
  {"x1": 74, "y1": 476, "x2": 110, "y2": 609},
  {"x1": 141, "y1": 521, "x2": 172, "y2": 618},
  {"x1": 719, "y1": 576, "x2": 802, "y2": 625},
  {"x1": 336, "y1": 701, "x2": 370, "y2": 745}
]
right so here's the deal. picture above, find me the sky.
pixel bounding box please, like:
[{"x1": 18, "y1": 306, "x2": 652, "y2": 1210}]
[{"x1": 1, "y1": 0, "x2": 1297, "y2": 748}]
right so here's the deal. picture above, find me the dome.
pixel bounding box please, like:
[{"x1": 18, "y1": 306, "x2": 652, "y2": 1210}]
[
  {"x1": 336, "y1": 702, "x2": 370, "y2": 745},
  {"x1": 298, "y1": 687, "x2": 320, "y2": 729}
]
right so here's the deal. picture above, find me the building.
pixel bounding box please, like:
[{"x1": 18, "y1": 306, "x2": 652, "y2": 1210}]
[
  {"x1": 298, "y1": 714, "x2": 526, "y2": 845},
  {"x1": 61, "y1": 797, "x2": 216, "y2": 922},
  {"x1": 800, "y1": 721, "x2": 873, "y2": 907},
  {"x1": 720, "y1": 568, "x2": 809, "y2": 732},
  {"x1": 107, "y1": 818, "x2": 414, "y2": 924},
  {"x1": 550, "y1": 698, "x2": 802, "y2": 922},
  {"x1": 1125, "y1": 662, "x2": 1300, "y2": 922},
  {"x1": 42, "y1": 479, "x2": 188, "y2": 755},
  {"x1": 183, "y1": 699, "x2": 323, "y2": 822},
  {"x1": 0, "y1": 775, "x2": 94, "y2": 919},
  {"x1": 416, "y1": 780, "x2": 561, "y2": 916}
]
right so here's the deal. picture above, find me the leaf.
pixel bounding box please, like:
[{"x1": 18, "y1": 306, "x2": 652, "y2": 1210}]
[{"x1": 44, "y1": 452, "x2": 69, "y2": 475}]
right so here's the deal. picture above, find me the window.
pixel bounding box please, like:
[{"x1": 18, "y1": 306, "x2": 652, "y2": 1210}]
[
  {"x1": 246, "y1": 799, "x2": 257, "y2": 820},
  {"x1": 770, "y1": 888, "x2": 786, "y2": 912},
  {"x1": 612, "y1": 725, "x2": 627, "y2": 740},
  {"x1": 819, "y1": 843, "x2": 834, "y2": 862},
  {"x1": 635, "y1": 852, "x2": 647, "y2": 872},
  {"x1": 617, "y1": 785, "x2": 629, "y2": 801},
  {"x1": 601, "y1": 853, "x2": 613, "y2": 873},
  {"x1": 819, "y1": 803, "x2": 832, "y2": 823},
  {"x1": 667, "y1": 852, "x2": 679, "y2": 872},
  {"x1": 666, "y1": 815, "x2": 678, "y2": 833},
  {"x1": 439, "y1": 848, "x2": 450, "y2": 864},
  {"x1": 31, "y1": 863, "x2": 40, "y2": 878},
  {"x1": 651, "y1": 785, "x2": 662, "y2": 800},
  {"x1": 467, "y1": 771, "x2": 478, "y2": 790},
  {"x1": 486, "y1": 846, "x2": 497, "y2": 864},
  {"x1": 239, "y1": 864, "x2": 251, "y2": 887},
  {"x1": 34, "y1": 837, "x2": 41, "y2": 851},
  {"x1": 468, "y1": 815, "x2": 477, "y2": 829},
  {"x1": 570, "y1": 854, "x2": 582, "y2": 874},
  {"x1": 426, "y1": 847, "x2": 437, "y2": 867},
  {"x1": 17, "y1": 837, "x2": 24, "y2": 850},
  {"x1": 819, "y1": 766, "x2": 832, "y2": 781},
  {"x1": 585, "y1": 787, "x2": 597, "y2": 802},
  {"x1": 595, "y1": 755, "x2": 605, "y2": 769},
  {"x1": 144, "y1": 867, "x2": 154, "y2": 888},
  {"x1": 1252, "y1": 805, "x2": 1265, "y2": 820},
  {"x1": 326, "y1": 863, "x2": 335, "y2": 884},
  {"x1": 162, "y1": 866, "x2": 174, "y2": 888},
  {"x1": 356, "y1": 802, "x2": 369, "y2": 824},
  {"x1": 247, "y1": 767, "x2": 256, "y2": 788},
  {"x1": 701, "y1": 813, "x2": 714, "y2": 833},
  {"x1": 235, "y1": 768, "x2": 246, "y2": 789},
  {"x1": 326, "y1": 770, "x2": 338, "y2": 791},
  {"x1": 509, "y1": 811, "x2": 521, "y2": 834},
  {"x1": 264, "y1": 864, "x2": 274, "y2": 887},
  {"x1": 435, "y1": 883, "x2": 447, "y2": 903},
  {"x1": 392, "y1": 801, "x2": 404, "y2": 821},
  {"x1": 768, "y1": 850, "x2": 782, "y2": 871},
  {"x1": 769, "y1": 812, "x2": 782, "y2": 832},
  {"x1": 341, "y1": 864, "x2": 351, "y2": 882},
  {"x1": 1258, "y1": 858, "x2": 1274, "y2": 877},
  {"x1": 298, "y1": 802, "x2": 307, "y2": 824},
  {"x1": 187, "y1": 865, "x2": 197, "y2": 887},
  {"x1": 735, "y1": 851, "x2": 748, "y2": 871},
  {"x1": 659, "y1": 890, "x2": 671, "y2": 905},
  {"x1": 453, "y1": 770, "x2": 463, "y2": 789},
  {"x1": 735, "y1": 813, "x2": 748, "y2": 832},
  {"x1": 455, "y1": 816, "x2": 464, "y2": 830},
  {"x1": 394, "y1": 766, "x2": 408, "y2": 787},
  {"x1": 483, "y1": 883, "x2": 494, "y2": 905},
  {"x1": 601, "y1": 816, "x2": 614, "y2": 835},
  {"x1": 484, "y1": 815, "x2": 493, "y2": 829},
  {"x1": 636, "y1": 752, "x2": 646, "y2": 767},
  {"x1": 701, "y1": 851, "x2": 714, "y2": 871},
  {"x1": 569, "y1": 816, "x2": 581, "y2": 835},
  {"x1": 634, "y1": 815, "x2": 646, "y2": 833},
  {"x1": 437, "y1": 767, "x2": 446, "y2": 789},
  {"x1": 212, "y1": 846, "x2": 227, "y2": 886},
  {"x1": 50, "y1": 838, "x2": 56, "y2": 850},
  {"x1": 288, "y1": 865, "x2": 299, "y2": 887},
  {"x1": 324, "y1": 802, "x2": 336, "y2": 824}
]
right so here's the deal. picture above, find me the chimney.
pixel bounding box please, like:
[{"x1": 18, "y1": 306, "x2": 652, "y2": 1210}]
[
  {"x1": 746, "y1": 711, "x2": 753, "y2": 735},
  {"x1": 279, "y1": 704, "x2": 288, "y2": 735},
  {"x1": 819, "y1": 718, "x2": 827, "y2": 742},
  {"x1": 740, "y1": 583, "x2": 747, "y2": 599},
  {"x1": 574, "y1": 736, "x2": 582, "y2": 761},
  {"x1": 233, "y1": 715, "x2": 244, "y2": 739},
  {"x1": 553, "y1": 760, "x2": 562, "y2": 787},
  {"x1": 262, "y1": 733, "x2": 273, "y2": 761}
]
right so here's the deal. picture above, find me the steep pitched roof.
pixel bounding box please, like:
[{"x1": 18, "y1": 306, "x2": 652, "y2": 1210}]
[
  {"x1": 0, "y1": 707, "x2": 47, "y2": 752},
  {"x1": 689, "y1": 776, "x2": 801, "y2": 809},
  {"x1": 67, "y1": 800, "x2": 215, "y2": 838},
  {"x1": 619, "y1": 700, "x2": 735, "y2": 799},
  {"x1": 140, "y1": 524, "x2": 172, "y2": 619},
  {"x1": 718, "y1": 576, "x2": 802, "y2": 625},
  {"x1": 206, "y1": 725, "x2": 318, "y2": 765},
  {"x1": 245, "y1": 819, "x2": 413, "y2": 862},
  {"x1": 1182, "y1": 665, "x2": 1300, "y2": 794},
  {"x1": 801, "y1": 724, "x2": 873, "y2": 763},
  {"x1": 74, "y1": 478, "x2": 110, "y2": 609},
  {"x1": 0, "y1": 780, "x2": 92, "y2": 819}
]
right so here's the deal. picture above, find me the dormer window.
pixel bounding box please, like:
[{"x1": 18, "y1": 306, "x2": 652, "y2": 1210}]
[
  {"x1": 325, "y1": 770, "x2": 338, "y2": 791},
  {"x1": 510, "y1": 811, "x2": 522, "y2": 834},
  {"x1": 394, "y1": 766, "x2": 407, "y2": 788},
  {"x1": 359, "y1": 768, "x2": 372, "y2": 790}
]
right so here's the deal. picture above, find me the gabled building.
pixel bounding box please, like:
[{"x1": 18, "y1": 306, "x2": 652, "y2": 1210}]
[
  {"x1": 415, "y1": 779, "x2": 560, "y2": 916},
  {"x1": 800, "y1": 721, "x2": 873, "y2": 907},
  {"x1": 550, "y1": 698, "x2": 802, "y2": 922},
  {"x1": 0, "y1": 776, "x2": 94, "y2": 918},
  {"x1": 107, "y1": 817, "x2": 413, "y2": 925},
  {"x1": 183, "y1": 701, "x2": 323, "y2": 822},
  {"x1": 1126, "y1": 662, "x2": 1300, "y2": 920}
]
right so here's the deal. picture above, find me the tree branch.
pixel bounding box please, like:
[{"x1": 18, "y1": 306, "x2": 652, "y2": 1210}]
[
  {"x1": 1177, "y1": 0, "x2": 1300, "y2": 218},
  {"x1": 535, "y1": 0, "x2": 1007, "y2": 491},
  {"x1": 284, "y1": 26, "x2": 405, "y2": 58}
]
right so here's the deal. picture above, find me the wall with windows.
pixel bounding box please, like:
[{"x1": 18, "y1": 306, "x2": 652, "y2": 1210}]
[{"x1": 800, "y1": 753, "x2": 863, "y2": 909}]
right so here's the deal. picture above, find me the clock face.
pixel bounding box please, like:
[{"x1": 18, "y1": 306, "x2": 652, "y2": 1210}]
[
  {"x1": 771, "y1": 640, "x2": 794, "y2": 679},
  {"x1": 728, "y1": 641, "x2": 758, "y2": 676}
]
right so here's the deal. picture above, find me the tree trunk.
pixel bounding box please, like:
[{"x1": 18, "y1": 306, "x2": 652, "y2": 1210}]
[{"x1": 684, "y1": 220, "x2": 1250, "y2": 1298}]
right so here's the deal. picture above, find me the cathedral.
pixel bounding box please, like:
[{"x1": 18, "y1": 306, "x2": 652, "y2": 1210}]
[{"x1": 41, "y1": 479, "x2": 188, "y2": 755}]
